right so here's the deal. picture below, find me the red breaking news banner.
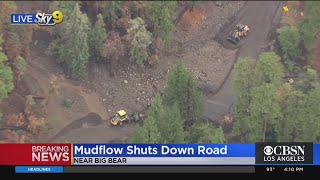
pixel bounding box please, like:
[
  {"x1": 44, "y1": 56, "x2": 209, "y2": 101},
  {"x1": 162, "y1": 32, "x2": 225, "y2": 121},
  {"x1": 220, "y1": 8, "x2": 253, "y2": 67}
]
[{"x1": 0, "y1": 144, "x2": 72, "y2": 165}]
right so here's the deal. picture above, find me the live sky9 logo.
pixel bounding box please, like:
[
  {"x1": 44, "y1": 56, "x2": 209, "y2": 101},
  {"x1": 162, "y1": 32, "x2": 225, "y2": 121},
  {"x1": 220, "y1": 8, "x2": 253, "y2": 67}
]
[{"x1": 35, "y1": 11, "x2": 63, "y2": 26}]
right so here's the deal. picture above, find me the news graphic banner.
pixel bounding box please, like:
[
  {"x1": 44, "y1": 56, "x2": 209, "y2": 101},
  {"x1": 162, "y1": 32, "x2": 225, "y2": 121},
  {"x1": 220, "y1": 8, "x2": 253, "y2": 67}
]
[
  {"x1": 10, "y1": 11, "x2": 63, "y2": 26},
  {"x1": 73, "y1": 144, "x2": 254, "y2": 165},
  {"x1": 0, "y1": 144, "x2": 71, "y2": 166},
  {"x1": 255, "y1": 142, "x2": 314, "y2": 165},
  {"x1": 0, "y1": 143, "x2": 319, "y2": 168}
]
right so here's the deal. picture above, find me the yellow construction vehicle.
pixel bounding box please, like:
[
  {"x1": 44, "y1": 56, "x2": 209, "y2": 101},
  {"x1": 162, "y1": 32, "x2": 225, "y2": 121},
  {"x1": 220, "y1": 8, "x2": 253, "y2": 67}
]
[
  {"x1": 110, "y1": 110, "x2": 144, "y2": 126},
  {"x1": 227, "y1": 24, "x2": 250, "y2": 44},
  {"x1": 110, "y1": 110, "x2": 129, "y2": 126}
]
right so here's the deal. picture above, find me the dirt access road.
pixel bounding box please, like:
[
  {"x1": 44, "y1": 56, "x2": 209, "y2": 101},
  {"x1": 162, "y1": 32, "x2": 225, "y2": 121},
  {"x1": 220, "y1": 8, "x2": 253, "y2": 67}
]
[{"x1": 204, "y1": 1, "x2": 283, "y2": 122}]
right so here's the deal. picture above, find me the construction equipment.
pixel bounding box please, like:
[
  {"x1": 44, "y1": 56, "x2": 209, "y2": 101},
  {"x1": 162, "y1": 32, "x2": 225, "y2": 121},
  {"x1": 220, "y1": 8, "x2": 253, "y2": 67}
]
[
  {"x1": 227, "y1": 24, "x2": 250, "y2": 44},
  {"x1": 110, "y1": 110, "x2": 129, "y2": 126},
  {"x1": 110, "y1": 110, "x2": 143, "y2": 126}
]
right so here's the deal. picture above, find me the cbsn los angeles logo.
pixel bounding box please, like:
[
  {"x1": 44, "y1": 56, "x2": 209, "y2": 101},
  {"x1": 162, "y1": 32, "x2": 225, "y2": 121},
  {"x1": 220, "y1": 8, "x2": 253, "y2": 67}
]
[
  {"x1": 263, "y1": 145, "x2": 305, "y2": 162},
  {"x1": 255, "y1": 143, "x2": 313, "y2": 164},
  {"x1": 11, "y1": 11, "x2": 63, "y2": 26}
]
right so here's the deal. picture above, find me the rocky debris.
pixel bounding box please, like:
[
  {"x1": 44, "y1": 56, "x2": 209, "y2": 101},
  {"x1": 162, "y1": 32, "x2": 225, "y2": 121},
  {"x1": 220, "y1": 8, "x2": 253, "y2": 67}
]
[
  {"x1": 173, "y1": 1, "x2": 244, "y2": 49},
  {"x1": 86, "y1": 1, "x2": 244, "y2": 117},
  {"x1": 288, "y1": 78, "x2": 294, "y2": 85},
  {"x1": 215, "y1": 1, "x2": 223, "y2": 6}
]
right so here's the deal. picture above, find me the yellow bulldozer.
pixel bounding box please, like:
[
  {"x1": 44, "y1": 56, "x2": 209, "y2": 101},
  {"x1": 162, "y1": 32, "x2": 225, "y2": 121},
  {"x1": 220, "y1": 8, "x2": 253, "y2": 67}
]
[{"x1": 110, "y1": 110, "x2": 143, "y2": 126}]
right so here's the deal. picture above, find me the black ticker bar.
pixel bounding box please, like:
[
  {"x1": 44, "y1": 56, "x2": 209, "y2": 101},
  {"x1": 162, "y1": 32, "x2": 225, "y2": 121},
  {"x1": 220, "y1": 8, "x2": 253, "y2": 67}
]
[
  {"x1": 1, "y1": 165, "x2": 320, "y2": 176},
  {"x1": 255, "y1": 165, "x2": 319, "y2": 175}
]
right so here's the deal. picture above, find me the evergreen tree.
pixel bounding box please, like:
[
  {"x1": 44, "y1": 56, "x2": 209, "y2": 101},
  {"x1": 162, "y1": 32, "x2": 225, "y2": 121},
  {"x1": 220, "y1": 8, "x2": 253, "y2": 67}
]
[
  {"x1": 142, "y1": 116, "x2": 161, "y2": 143},
  {"x1": 249, "y1": 83, "x2": 282, "y2": 142},
  {"x1": 296, "y1": 68, "x2": 319, "y2": 93},
  {"x1": 0, "y1": 34, "x2": 14, "y2": 101},
  {"x1": 278, "y1": 26, "x2": 301, "y2": 60},
  {"x1": 299, "y1": 1, "x2": 320, "y2": 48},
  {"x1": 304, "y1": 85, "x2": 320, "y2": 142},
  {"x1": 163, "y1": 60, "x2": 203, "y2": 127},
  {"x1": 147, "y1": 93, "x2": 164, "y2": 124},
  {"x1": 187, "y1": 123, "x2": 225, "y2": 143},
  {"x1": 146, "y1": 1, "x2": 177, "y2": 46},
  {"x1": 254, "y1": 52, "x2": 284, "y2": 86},
  {"x1": 128, "y1": 17, "x2": 152, "y2": 65},
  {"x1": 277, "y1": 84, "x2": 308, "y2": 142},
  {"x1": 104, "y1": 1, "x2": 121, "y2": 27},
  {"x1": 159, "y1": 103, "x2": 185, "y2": 143},
  {"x1": 89, "y1": 14, "x2": 107, "y2": 59},
  {"x1": 51, "y1": 1, "x2": 80, "y2": 35},
  {"x1": 130, "y1": 125, "x2": 147, "y2": 143},
  {"x1": 231, "y1": 57, "x2": 255, "y2": 134},
  {"x1": 47, "y1": 3, "x2": 91, "y2": 79}
]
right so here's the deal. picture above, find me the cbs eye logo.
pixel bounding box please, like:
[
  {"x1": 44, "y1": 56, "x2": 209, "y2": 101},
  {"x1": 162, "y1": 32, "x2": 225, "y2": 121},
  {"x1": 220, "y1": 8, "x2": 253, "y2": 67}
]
[
  {"x1": 263, "y1": 146, "x2": 274, "y2": 156},
  {"x1": 35, "y1": 10, "x2": 63, "y2": 26}
]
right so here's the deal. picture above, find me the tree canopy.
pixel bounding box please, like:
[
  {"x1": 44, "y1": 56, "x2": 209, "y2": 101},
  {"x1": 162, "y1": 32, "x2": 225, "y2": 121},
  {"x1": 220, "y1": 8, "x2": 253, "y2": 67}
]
[
  {"x1": 0, "y1": 34, "x2": 14, "y2": 101},
  {"x1": 47, "y1": 3, "x2": 91, "y2": 79},
  {"x1": 163, "y1": 60, "x2": 203, "y2": 127}
]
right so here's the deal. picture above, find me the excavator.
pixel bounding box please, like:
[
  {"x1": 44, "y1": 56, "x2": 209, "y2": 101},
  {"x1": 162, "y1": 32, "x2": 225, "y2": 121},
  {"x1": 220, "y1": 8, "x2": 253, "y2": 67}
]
[{"x1": 227, "y1": 24, "x2": 250, "y2": 44}]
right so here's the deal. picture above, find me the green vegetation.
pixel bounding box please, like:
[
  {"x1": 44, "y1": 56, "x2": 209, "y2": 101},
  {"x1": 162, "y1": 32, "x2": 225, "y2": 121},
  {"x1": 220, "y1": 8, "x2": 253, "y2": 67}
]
[
  {"x1": 249, "y1": 83, "x2": 282, "y2": 142},
  {"x1": 298, "y1": 1, "x2": 320, "y2": 48},
  {"x1": 159, "y1": 103, "x2": 185, "y2": 143},
  {"x1": 64, "y1": 99, "x2": 73, "y2": 108},
  {"x1": 130, "y1": 94, "x2": 162, "y2": 143},
  {"x1": 139, "y1": 116, "x2": 161, "y2": 143},
  {"x1": 276, "y1": 82, "x2": 320, "y2": 143},
  {"x1": 0, "y1": 2, "x2": 18, "y2": 32},
  {"x1": 147, "y1": 93, "x2": 164, "y2": 124},
  {"x1": 232, "y1": 53, "x2": 284, "y2": 143},
  {"x1": 163, "y1": 60, "x2": 203, "y2": 127},
  {"x1": 51, "y1": 1, "x2": 80, "y2": 35},
  {"x1": 128, "y1": 17, "x2": 152, "y2": 65},
  {"x1": 47, "y1": 3, "x2": 91, "y2": 79},
  {"x1": 277, "y1": 2, "x2": 320, "y2": 73},
  {"x1": 279, "y1": 26, "x2": 301, "y2": 60},
  {"x1": 131, "y1": 94, "x2": 184, "y2": 144},
  {"x1": 277, "y1": 84, "x2": 307, "y2": 142},
  {"x1": 0, "y1": 34, "x2": 14, "y2": 101},
  {"x1": 15, "y1": 56, "x2": 26, "y2": 73},
  {"x1": 253, "y1": 52, "x2": 284, "y2": 86},
  {"x1": 104, "y1": 1, "x2": 122, "y2": 27},
  {"x1": 304, "y1": 85, "x2": 320, "y2": 142},
  {"x1": 89, "y1": 14, "x2": 107, "y2": 59},
  {"x1": 231, "y1": 57, "x2": 254, "y2": 123},
  {"x1": 296, "y1": 68, "x2": 318, "y2": 93},
  {"x1": 232, "y1": 51, "x2": 320, "y2": 143},
  {"x1": 146, "y1": 1, "x2": 177, "y2": 46},
  {"x1": 187, "y1": 123, "x2": 225, "y2": 143},
  {"x1": 45, "y1": 1, "x2": 179, "y2": 74},
  {"x1": 26, "y1": 95, "x2": 36, "y2": 106},
  {"x1": 278, "y1": 26, "x2": 301, "y2": 73}
]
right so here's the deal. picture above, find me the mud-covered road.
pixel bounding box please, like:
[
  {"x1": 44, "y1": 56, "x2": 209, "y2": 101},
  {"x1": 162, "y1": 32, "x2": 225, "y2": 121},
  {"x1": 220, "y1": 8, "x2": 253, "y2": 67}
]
[{"x1": 204, "y1": 1, "x2": 283, "y2": 122}]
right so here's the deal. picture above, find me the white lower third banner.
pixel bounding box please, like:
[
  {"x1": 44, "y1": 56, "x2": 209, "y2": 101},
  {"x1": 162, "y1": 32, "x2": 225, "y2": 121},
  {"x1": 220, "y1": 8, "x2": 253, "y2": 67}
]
[{"x1": 73, "y1": 157, "x2": 255, "y2": 165}]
